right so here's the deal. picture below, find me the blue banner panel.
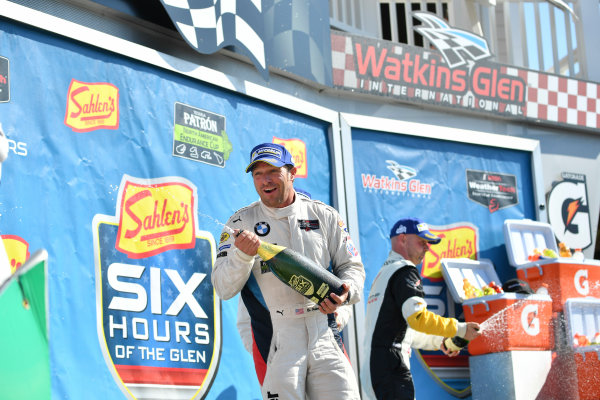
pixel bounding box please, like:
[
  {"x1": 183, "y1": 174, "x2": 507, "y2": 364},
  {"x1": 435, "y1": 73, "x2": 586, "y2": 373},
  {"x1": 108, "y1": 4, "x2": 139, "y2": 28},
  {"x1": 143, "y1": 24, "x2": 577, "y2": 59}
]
[
  {"x1": 0, "y1": 19, "x2": 332, "y2": 400},
  {"x1": 352, "y1": 127, "x2": 536, "y2": 399}
]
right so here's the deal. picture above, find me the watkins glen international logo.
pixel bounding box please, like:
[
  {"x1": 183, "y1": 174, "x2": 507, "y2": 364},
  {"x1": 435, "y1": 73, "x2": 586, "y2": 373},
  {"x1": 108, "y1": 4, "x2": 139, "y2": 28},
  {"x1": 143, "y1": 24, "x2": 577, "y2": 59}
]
[
  {"x1": 64, "y1": 79, "x2": 119, "y2": 132},
  {"x1": 93, "y1": 175, "x2": 220, "y2": 400},
  {"x1": 361, "y1": 160, "x2": 432, "y2": 197},
  {"x1": 116, "y1": 176, "x2": 195, "y2": 259},
  {"x1": 421, "y1": 222, "x2": 479, "y2": 280}
]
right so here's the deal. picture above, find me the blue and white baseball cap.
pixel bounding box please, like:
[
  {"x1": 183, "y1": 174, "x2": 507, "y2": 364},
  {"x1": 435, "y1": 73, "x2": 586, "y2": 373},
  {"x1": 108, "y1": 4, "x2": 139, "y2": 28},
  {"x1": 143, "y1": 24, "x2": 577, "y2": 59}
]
[
  {"x1": 389, "y1": 217, "x2": 441, "y2": 244},
  {"x1": 245, "y1": 143, "x2": 295, "y2": 173}
]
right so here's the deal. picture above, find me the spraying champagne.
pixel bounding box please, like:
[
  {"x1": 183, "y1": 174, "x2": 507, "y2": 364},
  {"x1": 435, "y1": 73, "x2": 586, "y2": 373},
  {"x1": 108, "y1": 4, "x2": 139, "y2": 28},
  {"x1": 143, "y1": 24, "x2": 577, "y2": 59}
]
[{"x1": 233, "y1": 228, "x2": 345, "y2": 305}]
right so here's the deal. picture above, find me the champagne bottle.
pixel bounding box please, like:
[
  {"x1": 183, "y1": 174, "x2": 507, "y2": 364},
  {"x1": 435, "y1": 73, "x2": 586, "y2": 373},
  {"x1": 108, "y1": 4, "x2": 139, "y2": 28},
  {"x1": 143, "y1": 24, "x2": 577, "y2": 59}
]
[
  {"x1": 234, "y1": 229, "x2": 345, "y2": 305},
  {"x1": 443, "y1": 336, "x2": 469, "y2": 352}
]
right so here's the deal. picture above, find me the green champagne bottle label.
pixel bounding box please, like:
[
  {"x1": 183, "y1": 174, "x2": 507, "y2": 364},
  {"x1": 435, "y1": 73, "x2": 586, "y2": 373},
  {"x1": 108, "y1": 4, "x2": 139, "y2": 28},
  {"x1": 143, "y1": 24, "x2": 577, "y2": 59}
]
[
  {"x1": 257, "y1": 241, "x2": 343, "y2": 305},
  {"x1": 289, "y1": 274, "x2": 314, "y2": 296}
]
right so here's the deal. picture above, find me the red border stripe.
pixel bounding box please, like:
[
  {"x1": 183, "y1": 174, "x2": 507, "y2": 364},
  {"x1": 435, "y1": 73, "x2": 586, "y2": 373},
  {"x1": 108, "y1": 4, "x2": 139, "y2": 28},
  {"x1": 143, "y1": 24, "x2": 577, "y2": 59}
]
[{"x1": 115, "y1": 364, "x2": 207, "y2": 386}]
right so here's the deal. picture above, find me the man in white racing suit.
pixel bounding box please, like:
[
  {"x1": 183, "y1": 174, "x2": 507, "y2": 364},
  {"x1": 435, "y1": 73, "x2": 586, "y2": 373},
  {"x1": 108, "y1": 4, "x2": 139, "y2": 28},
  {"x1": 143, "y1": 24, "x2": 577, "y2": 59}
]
[
  {"x1": 361, "y1": 217, "x2": 481, "y2": 400},
  {"x1": 212, "y1": 142, "x2": 365, "y2": 400}
]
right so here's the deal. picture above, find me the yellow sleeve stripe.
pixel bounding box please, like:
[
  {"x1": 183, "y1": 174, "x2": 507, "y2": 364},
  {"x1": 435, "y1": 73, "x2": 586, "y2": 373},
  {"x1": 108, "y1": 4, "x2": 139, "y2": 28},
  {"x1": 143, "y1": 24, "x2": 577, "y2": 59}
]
[{"x1": 406, "y1": 308, "x2": 458, "y2": 338}]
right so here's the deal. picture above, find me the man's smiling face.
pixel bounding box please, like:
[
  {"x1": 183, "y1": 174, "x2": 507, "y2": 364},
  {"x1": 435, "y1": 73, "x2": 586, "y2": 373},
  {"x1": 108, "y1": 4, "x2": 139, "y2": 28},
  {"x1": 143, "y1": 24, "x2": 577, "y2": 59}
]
[{"x1": 251, "y1": 161, "x2": 297, "y2": 208}]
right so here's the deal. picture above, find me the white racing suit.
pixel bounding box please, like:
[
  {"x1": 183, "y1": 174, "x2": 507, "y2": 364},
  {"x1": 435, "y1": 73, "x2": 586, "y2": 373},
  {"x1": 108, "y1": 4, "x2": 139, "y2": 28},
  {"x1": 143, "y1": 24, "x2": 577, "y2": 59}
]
[
  {"x1": 361, "y1": 251, "x2": 467, "y2": 400},
  {"x1": 237, "y1": 298, "x2": 354, "y2": 355},
  {"x1": 212, "y1": 195, "x2": 365, "y2": 400}
]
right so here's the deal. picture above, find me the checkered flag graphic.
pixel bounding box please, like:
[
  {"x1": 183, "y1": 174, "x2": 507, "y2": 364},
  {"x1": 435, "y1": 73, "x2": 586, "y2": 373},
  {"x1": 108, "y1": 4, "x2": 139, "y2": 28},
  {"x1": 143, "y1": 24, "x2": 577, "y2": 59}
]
[
  {"x1": 386, "y1": 160, "x2": 416, "y2": 181},
  {"x1": 160, "y1": 0, "x2": 266, "y2": 76},
  {"x1": 413, "y1": 12, "x2": 491, "y2": 68},
  {"x1": 263, "y1": 1, "x2": 333, "y2": 86}
]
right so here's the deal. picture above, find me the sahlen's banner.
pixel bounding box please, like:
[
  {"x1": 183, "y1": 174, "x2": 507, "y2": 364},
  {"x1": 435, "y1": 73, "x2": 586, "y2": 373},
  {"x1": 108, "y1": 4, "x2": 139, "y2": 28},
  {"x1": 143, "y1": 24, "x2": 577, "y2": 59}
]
[
  {"x1": 0, "y1": 20, "x2": 333, "y2": 399},
  {"x1": 352, "y1": 128, "x2": 537, "y2": 398}
]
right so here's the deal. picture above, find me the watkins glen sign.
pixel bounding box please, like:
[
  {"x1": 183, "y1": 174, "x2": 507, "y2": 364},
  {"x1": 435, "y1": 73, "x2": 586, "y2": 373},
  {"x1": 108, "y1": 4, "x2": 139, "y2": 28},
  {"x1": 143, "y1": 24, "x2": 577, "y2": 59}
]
[
  {"x1": 93, "y1": 175, "x2": 220, "y2": 400},
  {"x1": 331, "y1": 12, "x2": 600, "y2": 132}
]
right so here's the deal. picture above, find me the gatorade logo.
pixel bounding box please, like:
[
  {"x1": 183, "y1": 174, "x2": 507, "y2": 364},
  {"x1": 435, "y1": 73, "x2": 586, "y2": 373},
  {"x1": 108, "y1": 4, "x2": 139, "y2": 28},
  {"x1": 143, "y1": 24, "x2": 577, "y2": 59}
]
[
  {"x1": 574, "y1": 269, "x2": 589, "y2": 296},
  {"x1": 521, "y1": 304, "x2": 540, "y2": 336},
  {"x1": 547, "y1": 173, "x2": 592, "y2": 250}
]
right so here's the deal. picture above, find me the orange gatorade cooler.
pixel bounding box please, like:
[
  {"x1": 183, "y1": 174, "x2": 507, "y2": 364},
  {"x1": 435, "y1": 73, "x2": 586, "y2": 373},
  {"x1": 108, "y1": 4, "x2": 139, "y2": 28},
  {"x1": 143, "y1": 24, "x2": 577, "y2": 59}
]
[
  {"x1": 516, "y1": 260, "x2": 600, "y2": 312},
  {"x1": 563, "y1": 298, "x2": 600, "y2": 400},
  {"x1": 503, "y1": 219, "x2": 600, "y2": 312},
  {"x1": 462, "y1": 292, "x2": 553, "y2": 355},
  {"x1": 441, "y1": 258, "x2": 553, "y2": 355}
]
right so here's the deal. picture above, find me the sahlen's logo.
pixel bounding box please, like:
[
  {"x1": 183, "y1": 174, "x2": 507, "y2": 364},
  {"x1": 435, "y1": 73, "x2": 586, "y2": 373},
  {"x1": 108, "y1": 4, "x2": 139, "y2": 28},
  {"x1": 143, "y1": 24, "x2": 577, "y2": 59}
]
[
  {"x1": 273, "y1": 137, "x2": 308, "y2": 178},
  {"x1": 422, "y1": 222, "x2": 479, "y2": 280},
  {"x1": 93, "y1": 175, "x2": 220, "y2": 400},
  {"x1": 64, "y1": 79, "x2": 119, "y2": 132},
  {"x1": 116, "y1": 176, "x2": 195, "y2": 259},
  {"x1": 547, "y1": 172, "x2": 592, "y2": 250}
]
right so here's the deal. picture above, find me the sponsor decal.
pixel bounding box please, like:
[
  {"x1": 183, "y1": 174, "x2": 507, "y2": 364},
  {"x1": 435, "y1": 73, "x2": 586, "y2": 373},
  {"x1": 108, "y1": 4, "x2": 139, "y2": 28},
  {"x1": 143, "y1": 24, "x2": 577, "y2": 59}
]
[
  {"x1": 260, "y1": 260, "x2": 270, "y2": 274},
  {"x1": 547, "y1": 172, "x2": 592, "y2": 250},
  {"x1": 254, "y1": 222, "x2": 270, "y2": 236},
  {"x1": 93, "y1": 175, "x2": 220, "y2": 400},
  {"x1": 574, "y1": 269, "x2": 589, "y2": 296},
  {"x1": 361, "y1": 161, "x2": 433, "y2": 197},
  {"x1": 219, "y1": 232, "x2": 230, "y2": 243},
  {"x1": 252, "y1": 146, "x2": 282, "y2": 159},
  {"x1": 0, "y1": 56, "x2": 9, "y2": 102},
  {"x1": 346, "y1": 239, "x2": 359, "y2": 257},
  {"x1": 298, "y1": 220, "x2": 319, "y2": 231},
  {"x1": 422, "y1": 223, "x2": 479, "y2": 280},
  {"x1": 337, "y1": 218, "x2": 349, "y2": 234},
  {"x1": 64, "y1": 79, "x2": 119, "y2": 132},
  {"x1": 115, "y1": 176, "x2": 196, "y2": 259},
  {"x1": 521, "y1": 304, "x2": 540, "y2": 336},
  {"x1": 1, "y1": 235, "x2": 30, "y2": 273},
  {"x1": 272, "y1": 137, "x2": 308, "y2": 178},
  {"x1": 173, "y1": 103, "x2": 231, "y2": 168},
  {"x1": 466, "y1": 169, "x2": 518, "y2": 212}
]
